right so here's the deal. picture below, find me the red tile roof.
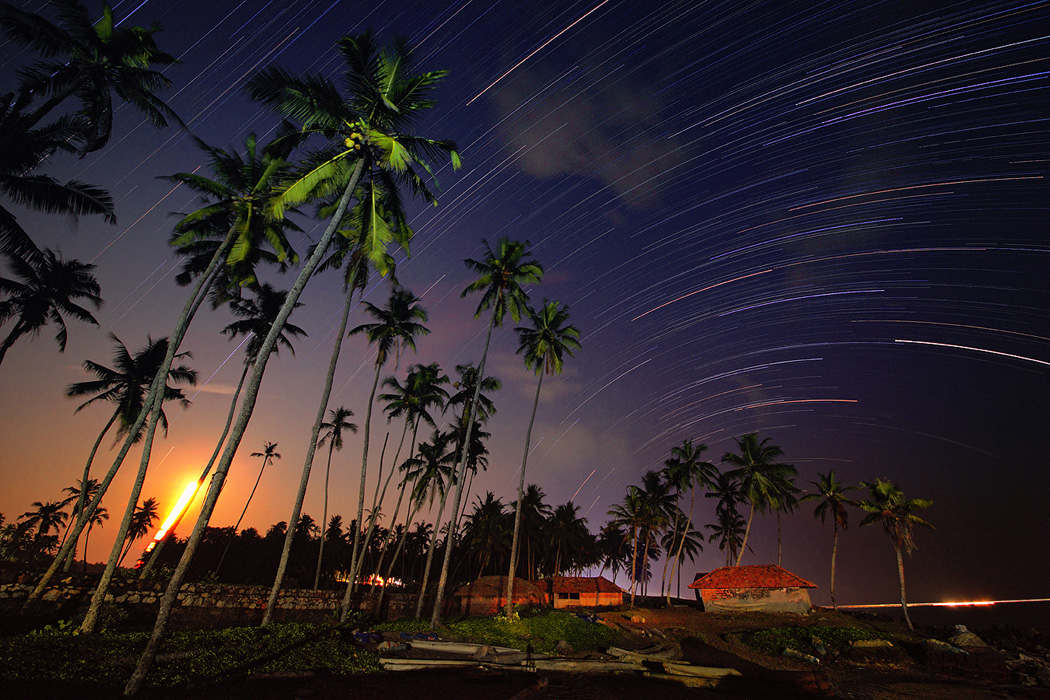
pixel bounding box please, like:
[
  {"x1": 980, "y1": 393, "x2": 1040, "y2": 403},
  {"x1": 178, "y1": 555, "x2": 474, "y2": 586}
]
[
  {"x1": 546, "y1": 576, "x2": 623, "y2": 594},
  {"x1": 688, "y1": 565, "x2": 816, "y2": 590}
]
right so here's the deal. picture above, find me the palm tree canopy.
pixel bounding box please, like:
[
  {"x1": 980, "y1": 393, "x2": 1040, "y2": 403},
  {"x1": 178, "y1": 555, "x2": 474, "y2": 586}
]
[
  {"x1": 0, "y1": 249, "x2": 101, "y2": 357},
  {"x1": 348, "y1": 286, "x2": 429, "y2": 367},
  {"x1": 246, "y1": 30, "x2": 460, "y2": 272},
  {"x1": 0, "y1": 0, "x2": 180, "y2": 155},
  {"x1": 801, "y1": 470, "x2": 860, "y2": 530},
  {"x1": 858, "y1": 478, "x2": 933, "y2": 556},
  {"x1": 251, "y1": 441, "x2": 281, "y2": 463},
  {"x1": 462, "y1": 238, "x2": 543, "y2": 326},
  {"x1": 221, "y1": 284, "x2": 307, "y2": 363},
  {"x1": 515, "y1": 300, "x2": 581, "y2": 376},
  {"x1": 19, "y1": 500, "x2": 68, "y2": 536},
  {"x1": 722, "y1": 433, "x2": 797, "y2": 513},
  {"x1": 65, "y1": 333, "x2": 197, "y2": 438},
  {"x1": 167, "y1": 132, "x2": 304, "y2": 296},
  {"x1": 447, "y1": 363, "x2": 501, "y2": 425},
  {"x1": 318, "y1": 406, "x2": 357, "y2": 450},
  {"x1": 379, "y1": 362, "x2": 450, "y2": 428}
]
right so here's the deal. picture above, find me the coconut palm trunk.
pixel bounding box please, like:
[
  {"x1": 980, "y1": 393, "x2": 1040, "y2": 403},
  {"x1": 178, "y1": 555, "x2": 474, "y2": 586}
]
[
  {"x1": 139, "y1": 360, "x2": 250, "y2": 579},
  {"x1": 896, "y1": 545, "x2": 913, "y2": 630},
  {"x1": 125, "y1": 161, "x2": 364, "y2": 695},
  {"x1": 735, "y1": 505, "x2": 756, "y2": 567},
  {"x1": 429, "y1": 313, "x2": 495, "y2": 627},
  {"x1": 263, "y1": 281, "x2": 356, "y2": 625},
  {"x1": 830, "y1": 519, "x2": 839, "y2": 609},
  {"x1": 214, "y1": 447, "x2": 273, "y2": 577},
  {"x1": 25, "y1": 233, "x2": 231, "y2": 611},
  {"x1": 505, "y1": 370, "x2": 542, "y2": 618},
  {"x1": 667, "y1": 487, "x2": 695, "y2": 606},
  {"x1": 414, "y1": 490, "x2": 452, "y2": 619},
  {"x1": 338, "y1": 360, "x2": 383, "y2": 619},
  {"x1": 312, "y1": 433, "x2": 339, "y2": 590},
  {"x1": 356, "y1": 421, "x2": 410, "y2": 594}
]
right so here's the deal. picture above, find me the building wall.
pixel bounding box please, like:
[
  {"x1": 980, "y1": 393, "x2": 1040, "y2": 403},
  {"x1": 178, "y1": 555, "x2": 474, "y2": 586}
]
[
  {"x1": 700, "y1": 586, "x2": 812, "y2": 614},
  {"x1": 552, "y1": 591, "x2": 623, "y2": 609}
]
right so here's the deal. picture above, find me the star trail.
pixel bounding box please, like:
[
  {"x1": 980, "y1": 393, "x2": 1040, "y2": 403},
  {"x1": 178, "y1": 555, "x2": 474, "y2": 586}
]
[{"x1": 1, "y1": 0, "x2": 1048, "y2": 606}]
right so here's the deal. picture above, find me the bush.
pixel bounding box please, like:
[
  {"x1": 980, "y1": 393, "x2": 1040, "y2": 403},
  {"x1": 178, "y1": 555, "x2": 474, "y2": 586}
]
[
  {"x1": 743, "y1": 625, "x2": 882, "y2": 655},
  {"x1": 0, "y1": 622, "x2": 380, "y2": 689},
  {"x1": 374, "y1": 611, "x2": 612, "y2": 654}
]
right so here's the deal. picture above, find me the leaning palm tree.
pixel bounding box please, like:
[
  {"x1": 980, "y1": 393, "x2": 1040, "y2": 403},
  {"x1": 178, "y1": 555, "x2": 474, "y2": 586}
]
[
  {"x1": 127, "y1": 33, "x2": 458, "y2": 690},
  {"x1": 313, "y1": 407, "x2": 357, "y2": 589},
  {"x1": 26, "y1": 132, "x2": 299, "y2": 620},
  {"x1": 0, "y1": 249, "x2": 101, "y2": 366},
  {"x1": 139, "y1": 284, "x2": 304, "y2": 580},
  {"x1": 858, "y1": 478, "x2": 932, "y2": 631},
  {"x1": 800, "y1": 470, "x2": 859, "y2": 610},
  {"x1": 64, "y1": 333, "x2": 195, "y2": 570},
  {"x1": 722, "y1": 433, "x2": 795, "y2": 566},
  {"x1": 505, "y1": 300, "x2": 580, "y2": 618},
  {"x1": 430, "y1": 238, "x2": 542, "y2": 627},
  {"x1": 214, "y1": 442, "x2": 280, "y2": 576},
  {"x1": 79, "y1": 505, "x2": 108, "y2": 573},
  {"x1": 341, "y1": 287, "x2": 429, "y2": 604}
]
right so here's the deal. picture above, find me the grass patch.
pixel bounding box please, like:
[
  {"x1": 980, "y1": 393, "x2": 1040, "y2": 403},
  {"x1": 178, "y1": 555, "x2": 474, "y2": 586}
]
[
  {"x1": 0, "y1": 622, "x2": 380, "y2": 689},
  {"x1": 373, "y1": 610, "x2": 613, "y2": 654},
  {"x1": 743, "y1": 625, "x2": 882, "y2": 655}
]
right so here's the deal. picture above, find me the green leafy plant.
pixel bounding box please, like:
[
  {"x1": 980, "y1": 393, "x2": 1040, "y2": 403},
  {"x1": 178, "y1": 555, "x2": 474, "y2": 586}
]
[{"x1": 743, "y1": 625, "x2": 882, "y2": 655}]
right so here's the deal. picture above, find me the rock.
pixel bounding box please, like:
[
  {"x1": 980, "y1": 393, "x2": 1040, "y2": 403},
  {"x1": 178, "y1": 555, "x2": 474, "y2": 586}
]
[
  {"x1": 810, "y1": 635, "x2": 827, "y2": 657},
  {"x1": 630, "y1": 615, "x2": 646, "y2": 623},
  {"x1": 555, "y1": 639, "x2": 574, "y2": 655},
  {"x1": 949, "y1": 624, "x2": 988, "y2": 648},
  {"x1": 844, "y1": 639, "x2": 908, "y2": 663},
  {"x1": 783, "y1": 648, "x2": 821, "y2": 664}
]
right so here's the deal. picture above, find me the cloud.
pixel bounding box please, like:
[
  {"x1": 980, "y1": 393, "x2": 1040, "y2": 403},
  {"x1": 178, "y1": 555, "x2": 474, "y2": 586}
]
[{"x1": 493, "y1": 64, "x2": 682, "y2": 209}]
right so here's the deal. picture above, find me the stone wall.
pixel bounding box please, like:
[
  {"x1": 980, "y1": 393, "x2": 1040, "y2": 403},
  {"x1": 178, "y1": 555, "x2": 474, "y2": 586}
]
[{"x1": 0, "y1": 579, "x2": 422, "y2": 629}]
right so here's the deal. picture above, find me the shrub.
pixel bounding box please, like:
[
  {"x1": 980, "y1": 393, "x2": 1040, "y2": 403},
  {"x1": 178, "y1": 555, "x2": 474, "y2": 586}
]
[{"x1": 744, "y1": 625, "x2": 882, "y2": 655}]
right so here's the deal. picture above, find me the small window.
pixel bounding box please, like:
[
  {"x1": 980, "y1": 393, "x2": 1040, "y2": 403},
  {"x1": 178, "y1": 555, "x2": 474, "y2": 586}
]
[{"x1": 569, "y1": 592, "x2": 580, "y2": 600}]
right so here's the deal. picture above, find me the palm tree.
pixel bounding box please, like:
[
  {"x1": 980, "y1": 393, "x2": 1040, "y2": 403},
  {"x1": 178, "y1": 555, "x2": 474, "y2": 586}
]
[
  {"x1": 546, "y1": 502, "x2": 590, "y2": 576},
  {"x1": 64, "y1": 334, "x2": 195, "y2": 570},
  {"x1": 722, "y1": 433, "x2": 796, "y2": 566},
  {"x1": 705, "y1": 470, "x2": 745, "y2": 566},
  {"x1": 79, "y1": 505, "x2": 108, "y2": 572},
  {"x1": 19, "y1": 501, "x2": 68, "y2": 538},
  {"x1": 661, "y1": 439, "x2": 715, "y2": 604},
  {"x1": 0, "y1": 97, "x2": 114, "y2": 262},
  {"x1": 313, "y1": 408, "x2": 357, "y2": 589},
  {"x1": 858, "y1": 478, "x2": 933, "y2": 631},
  {"x1": 637, "y1": 469, "x2": 673, "y2": 595},
  {"x1": 430, "y1": 238, "x2": 542, "y2": 627},
  {"x1": 373, "y1": 363, "x2": 449, "y2": 602},
  {"x1": 0, "y1": 0, "x2": 179, "y2": 155},
  {"x1": 214, "y1": 442, "x2": 281, "y2": 577},
  {"x1": 607, "y1": 486, "x2": 646, "y2": 605},
  {"x1": 28, "y1": 133, "x2": 299, "y2": 622},
  {"x1": 128, "y1": 33, "x2": 458, "y2": 692},
  {"x1": 516, "y1": 484, "x2": 552, "y2": 581},
  {"x1": 119, "y1": 497, "x2": 159, "y2": 566},
  {"x1": 407, "y1": 429, "x2": 457, "y2": 618},
  {"x1": 660, "y1": 514, "x2": 704, "y2": 598},
  {"x1": 464, "y1": 493, "x2": 509, "y2": 578},
  {"x1": 800, "y1": 470, "x2": 859, "y2": 610},
  {"x1": 0, "y1": 249, "x2": 101, "y2": 366},
  {"x1": 343, "y1": 287, "x2": 429, "y2": 594},
  {"x1": 139, "y1": 285, "x2": 303, "y2": 580},
  {"x1": 505, "y1": 300, "x2": 580, "y2": 617}
]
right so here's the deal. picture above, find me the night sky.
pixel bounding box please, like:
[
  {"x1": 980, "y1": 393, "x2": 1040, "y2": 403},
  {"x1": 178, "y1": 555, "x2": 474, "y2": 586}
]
[{"x1": 1, "y1": 0, "x2": 1048, "y2": 608}]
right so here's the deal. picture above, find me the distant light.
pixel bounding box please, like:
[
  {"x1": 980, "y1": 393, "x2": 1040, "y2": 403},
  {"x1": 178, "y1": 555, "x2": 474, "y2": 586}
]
[
  {"x1": 154, "y1": 481, "x2": 198, "y2": 541},
  {"x1": 838, "y1": 597, "x2": 1050, "y2": 609}
]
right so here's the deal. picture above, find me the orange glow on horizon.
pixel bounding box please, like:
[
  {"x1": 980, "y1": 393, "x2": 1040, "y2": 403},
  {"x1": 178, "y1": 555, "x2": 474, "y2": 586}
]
[
  {"x1": 838, "y1": 597, "x2": 1050, "y2": 609},
  {"x1": 154, "y1": 481, "x2": 199, "y2": 541}
]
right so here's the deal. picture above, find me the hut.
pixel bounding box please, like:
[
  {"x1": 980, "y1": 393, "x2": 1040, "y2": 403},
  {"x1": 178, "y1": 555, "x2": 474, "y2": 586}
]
[
  {"x1": 689, "y1": 565, "x2": 816, "y2": 614},
  {"x1": 449, "y1": 576, "x2": 547, "y2": 616},
  {"x1": 544, "y1": 576, "x2": 624, "y2": 609}
]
